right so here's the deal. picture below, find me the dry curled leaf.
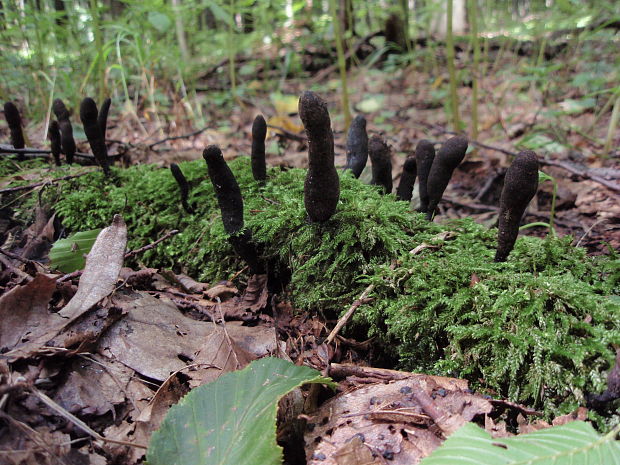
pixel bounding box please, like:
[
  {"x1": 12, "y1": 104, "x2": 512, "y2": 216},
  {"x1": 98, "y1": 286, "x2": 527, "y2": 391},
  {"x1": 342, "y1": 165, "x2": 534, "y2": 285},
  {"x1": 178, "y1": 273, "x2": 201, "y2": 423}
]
[{"x1": 60, "y1": 215, "x2": 127, "y2": 319}]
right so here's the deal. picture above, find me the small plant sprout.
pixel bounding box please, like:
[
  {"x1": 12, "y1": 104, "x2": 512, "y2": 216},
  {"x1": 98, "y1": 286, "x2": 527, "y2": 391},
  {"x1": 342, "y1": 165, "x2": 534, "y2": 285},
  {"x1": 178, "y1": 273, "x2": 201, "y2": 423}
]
[
  {"x1": 203, "y1": 145, "x2": 263, "y2": 273},
  {"x1": 519, "y1": 170, "x2": 557, "y2": 237},
  {"x1": 48, "y1": 120, "x2": 62, "y2": 166},
  {"x1": 396, "y1": 156, "x2": 417, "y2": 202},
  {"x1": 495, "y1": 150, "x2": 539, "y2": 262},
  {"x1": 415, "y1": 139, "x2": 436, "y2": 213},
  {"x1": 299, "y1": 91, "x2": 339, "y2": 223},
  {"x1": 369, "y1": 135, "x2": 392, "y2": 194},
  {"x1": 52, "y1": 98, "x2": 76, "y2": 164},
  {"x1": 425, "y1": 135, "x2": 468, "y2": 220},
  {"x1": 251, "y1": 114, "x2": 267, "y2": 183},
  {"x1": 97, "y1": 97, "x2": 111, "y2": 140},
  {"x1": 4, "y1": 102, "x2": 26, "y2": 159},
  {"x1": 169, "y1": 163, "x2": 194, "y2": 214},
  {"x1": 80, "y1": 97, "x2": 110, "y2": 176},
  {"x1": 345, "y1": 114, "x2": 368, "y2": 178}
]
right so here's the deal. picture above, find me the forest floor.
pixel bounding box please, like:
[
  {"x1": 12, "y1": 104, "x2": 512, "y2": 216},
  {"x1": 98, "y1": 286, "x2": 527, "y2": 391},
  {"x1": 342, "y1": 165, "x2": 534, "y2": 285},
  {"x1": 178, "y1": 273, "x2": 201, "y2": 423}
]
[{"x1": 1, "y1": 44, "x2": 619, "y2": 464}]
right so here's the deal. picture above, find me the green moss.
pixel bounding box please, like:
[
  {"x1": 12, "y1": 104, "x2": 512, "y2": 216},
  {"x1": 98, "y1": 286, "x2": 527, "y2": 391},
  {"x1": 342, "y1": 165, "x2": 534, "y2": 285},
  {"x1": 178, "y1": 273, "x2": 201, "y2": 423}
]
[{"x1": 6, "y1": 155, "x2": 619, "y2": 420}]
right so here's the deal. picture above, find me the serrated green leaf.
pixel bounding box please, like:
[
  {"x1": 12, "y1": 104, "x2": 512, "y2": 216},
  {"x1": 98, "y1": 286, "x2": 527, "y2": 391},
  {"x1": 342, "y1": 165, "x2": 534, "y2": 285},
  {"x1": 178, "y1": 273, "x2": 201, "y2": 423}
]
[
  {"x1": 421, "y1": 421, "x2": 620, "y2": 465},
  {"x1": 146, "y1": 357, "x2": 336, "y2": 465},
  {"x1": 49, "y1": 229, "x2": 101, "y2": 273}
]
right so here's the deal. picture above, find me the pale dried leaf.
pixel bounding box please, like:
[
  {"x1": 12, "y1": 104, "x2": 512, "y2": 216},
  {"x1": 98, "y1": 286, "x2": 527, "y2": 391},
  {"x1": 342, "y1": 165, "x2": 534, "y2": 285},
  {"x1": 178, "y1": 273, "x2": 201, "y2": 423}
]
[{"x1": 60, "y1": 215, "x2": 127, "y2": 319}]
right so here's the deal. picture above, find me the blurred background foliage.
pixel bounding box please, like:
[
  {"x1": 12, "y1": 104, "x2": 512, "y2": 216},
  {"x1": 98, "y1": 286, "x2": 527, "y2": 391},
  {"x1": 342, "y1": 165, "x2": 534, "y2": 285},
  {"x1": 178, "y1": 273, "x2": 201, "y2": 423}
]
[{"x1": 0, "y1": 0, "x2": 618, "y2": 130}]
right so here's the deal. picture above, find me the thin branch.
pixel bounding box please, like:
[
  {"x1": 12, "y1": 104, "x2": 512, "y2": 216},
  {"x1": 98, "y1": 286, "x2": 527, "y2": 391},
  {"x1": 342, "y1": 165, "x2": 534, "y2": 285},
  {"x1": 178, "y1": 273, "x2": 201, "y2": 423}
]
[
  {"x1": 0, "y1": 145, "x2": 122, "y2": 161},
  {"x1": 0, "y1": 171, "x2": 95, "y2": 195},
  {"x1": 123, "y1": 229, "x2": 180, "y2": 259},
  {"x1": 267, "y1": 125, "x2": 306, "y2": 142},
  {"x1": 32, "y1": 389, "x2": 147, "y2": 449},
  {"x1": 148, "y1": 126, "x2": 210, "y2": 149},
  {"x1": 415, "y1": 122, "x2": 620, "y2": 193}
]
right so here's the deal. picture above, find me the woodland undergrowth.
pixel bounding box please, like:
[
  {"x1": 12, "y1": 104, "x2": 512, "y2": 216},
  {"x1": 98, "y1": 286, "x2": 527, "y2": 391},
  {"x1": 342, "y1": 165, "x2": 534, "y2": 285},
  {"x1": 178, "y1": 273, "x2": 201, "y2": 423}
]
[{"x1": 5, "y1": 156, "x2": 619, "y2": 425}]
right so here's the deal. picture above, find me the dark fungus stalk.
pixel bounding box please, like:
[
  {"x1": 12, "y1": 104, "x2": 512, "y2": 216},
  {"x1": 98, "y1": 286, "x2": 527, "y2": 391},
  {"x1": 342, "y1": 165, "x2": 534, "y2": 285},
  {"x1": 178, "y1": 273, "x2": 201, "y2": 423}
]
[
  {"x1": 48, "y1": 120, "x2": 62, "y2": 166},
  {"x1": 170, "y1": 163, "x2": 194, "y2": 214},
  {"x1": 203, "y1": 145, "x2": 263, "y2": 273},
  {"x1": 299, "y1": 91, "x2": 339, "y2": 222},
  {"x1": 415, "y1": 139, "x2": 435, "y2": 213},
  {"x1": 52, "y1": 98, "x2": 76, "y2": 164},
  {"x1": 97, "y1": 97, "x2": 111, "y2": 141},
  {"x1": 396, "y1": 156, "x2": 417, "y2": 202},
  {"x1": 4, "y1": 102, "x2": 26, "y2": 160},
  {"x1": 369, "y1": 135, "x2": 392, "y2": 194},
  {"x1": 345, "y1": 114, "x2": 368, "y2": 178},
  {"x1": 495, "y1": 150, "x2": 539, "y2": 262},
  {"x1": 80, "y1": 97, "x2": 110, "y2": 176},
  {"x1": 425, "y1": 136, "x2": 468, "y2": 220},
  {"x1": 251, "y1": 114, "x2": 267, "y2": 183}
]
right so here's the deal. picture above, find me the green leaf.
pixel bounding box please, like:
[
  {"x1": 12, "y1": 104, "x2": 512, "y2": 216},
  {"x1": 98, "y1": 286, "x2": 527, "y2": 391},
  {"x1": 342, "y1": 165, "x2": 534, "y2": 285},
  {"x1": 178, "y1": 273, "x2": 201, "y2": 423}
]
[
  {"x1": 421, "y1": 421, "x2": 620, "y2": 465},
  {"x1": 146, "y1": 357, "x2": 336, "y2": 465},
  {"x1": 148, "y1": 12, "x2": 171, "y2": 33},
  {"x1": 49, "y1": 229, "x2": 102, "y2": 273},
  {"x1": 538, "y1": 170, "x2": 554, "y2": 183}
]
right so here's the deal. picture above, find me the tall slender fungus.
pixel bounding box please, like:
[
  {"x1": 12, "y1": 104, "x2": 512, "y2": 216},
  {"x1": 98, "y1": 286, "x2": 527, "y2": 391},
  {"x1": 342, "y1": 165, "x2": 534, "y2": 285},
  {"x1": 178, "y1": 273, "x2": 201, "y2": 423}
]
[
  {"x1": 426, "y1": 136, "x2": 468, "y2": 220},
  {"x1": 170, "y1": 163, "x2": 194, "y2": 214},
  {"x1": 299, "y1": 91, "x2": 339, "y2": 222},
  {"x1": 52, "y1": 99, "x2": 76, "y2": 164},
  {"x1": 48, "y1": 121, "x2": 62, "y2": 167},
  {"x1": 251, "y1": 114, "x2": 267, "y2": 183},
  {"x1": 345, "y1": 115, "x2": 368, "y2": 178},
  {"x1": 495, "y1": 150, "x2": 539, "y2": 262},
  {"x1": 203, "y1": 145, "x2": 262, "y2": 273},
  {"x1": 80, "y1": 97, "x2": 110, "y2": 176},
  {"x1": 415, "y1": 139, "x2": 436, "y2": 213},
  {"x1": 396, "y1": 156, "x2": 417, "y2": 202},
  {"x1": 369, "y1": 135, "x2": 392, "y2": 194},
  {"x1": 4, "y1": 102, "x2": 25, "y2": 159}
]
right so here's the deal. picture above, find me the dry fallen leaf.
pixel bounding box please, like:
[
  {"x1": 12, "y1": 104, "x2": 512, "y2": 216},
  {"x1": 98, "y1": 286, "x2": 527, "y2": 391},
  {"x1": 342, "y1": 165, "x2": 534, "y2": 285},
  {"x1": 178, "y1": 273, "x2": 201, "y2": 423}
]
[
  {"x1": 60, "y1": 214, "x2": 127, "y2": 319},
  {"x1": 0, "y1": 274, "x2": 56, "y2": 351}
]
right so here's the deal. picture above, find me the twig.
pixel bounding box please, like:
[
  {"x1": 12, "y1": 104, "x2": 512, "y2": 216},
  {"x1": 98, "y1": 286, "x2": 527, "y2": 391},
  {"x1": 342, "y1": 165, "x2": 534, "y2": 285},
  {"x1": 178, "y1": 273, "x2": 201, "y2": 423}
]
[
  {"x1": 32, "y1": 389, "x2": 147, "y2": 449},
  {"x1": 58, "y1": 229, "x2": 180, "y2": 282},
  {"x1": 123, "y1": 229, "x2": 180, "y2": 259},
  {"x1": 0, "y1": 146, "x2": 122, "y2": 161},
  {"x1": 0, "y1": 171, "x2": 95, "y2": 195},
  {"x1": 267, "y1": 124, "x2": 306, "y2": 142},
  {"x1": 148, "y1": 126, "x2": 209, "y2": 149},
  {"x1": 326, "y1": 286, "x2": 375, "y2": 345},
  {"x1": 415, "y1": 121, "x2": 620, "y2": 193},
  {"x1": 0, "y1": 247, "x2": 35, "y2": 265}
]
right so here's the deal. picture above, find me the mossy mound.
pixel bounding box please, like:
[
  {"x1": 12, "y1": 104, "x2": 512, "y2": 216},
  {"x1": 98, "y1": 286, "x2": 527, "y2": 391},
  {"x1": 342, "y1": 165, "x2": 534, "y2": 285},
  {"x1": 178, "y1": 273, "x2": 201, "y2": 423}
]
[{"x1": 4, "y1": 156, "x2": 618, "y2": 421}]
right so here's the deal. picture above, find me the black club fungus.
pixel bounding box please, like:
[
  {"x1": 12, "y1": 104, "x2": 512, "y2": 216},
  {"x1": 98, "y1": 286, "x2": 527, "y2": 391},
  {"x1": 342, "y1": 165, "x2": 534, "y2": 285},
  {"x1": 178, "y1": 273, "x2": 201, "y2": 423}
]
[
  {"x1": 344, "y1": 114, "x2": 368, "y2": 178},
  {"x1": 203, "y1": 145, "x2": 263, "y2": 273},
  {"x1": 251, "y1": 114, "x2": 267, "y2": 183},
  {"x1": 4, "y1": 102, "x2": 25, "y2": 158},
  {"x1": 169, "y1": 163, "x2": 194, "y2": 214},
  {"x1": 425, "y1": 135, "x2": 468, "y2": 220},
  {"x1": 369, "y1": 135, "x2": 392, "y2": 194},
  {"x1": 495, "y1": 150, "x2": 539, "y2": 262},
  {"x1": 48, "y1": 120, "x2": 62, "y2": 166},
  {"x1": 52, "y1": 98, "x2": 76, "y2": 164},
  {"x1": 299, "y1": 91, "x2": 339, "y2": 222},
  {"x1": 414, "y1": 139, "x2": 435, "y2": 213},
  {"x1": 80, "y1": 97, "x2": 110, "y2": 176},
  {"x1": 396, "y1": 156, "x2": 417, "y2": 202}
]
